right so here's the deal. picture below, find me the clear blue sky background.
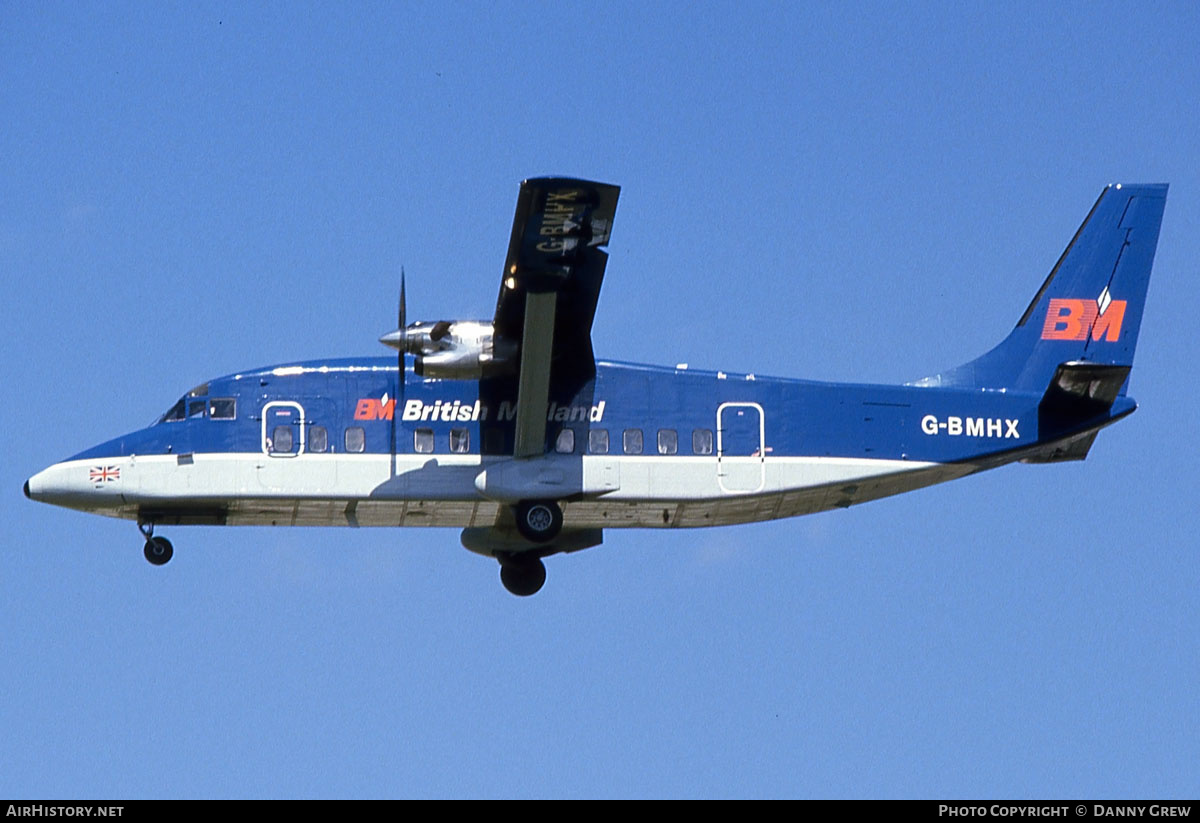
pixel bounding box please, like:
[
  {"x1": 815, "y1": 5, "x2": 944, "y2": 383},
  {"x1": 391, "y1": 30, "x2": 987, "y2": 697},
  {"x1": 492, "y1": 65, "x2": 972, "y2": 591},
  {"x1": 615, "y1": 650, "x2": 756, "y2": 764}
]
[{"x1": 3, "y1": 1, "x2": 1197, "y2": 799}]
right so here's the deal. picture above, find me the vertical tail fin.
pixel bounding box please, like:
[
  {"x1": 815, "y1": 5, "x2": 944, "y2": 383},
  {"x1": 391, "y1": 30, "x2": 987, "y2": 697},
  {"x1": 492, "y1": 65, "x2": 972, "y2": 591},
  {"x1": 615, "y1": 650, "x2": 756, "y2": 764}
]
[{"x1": 917, "y1": 183, "x2": 1167, "y2": 394}]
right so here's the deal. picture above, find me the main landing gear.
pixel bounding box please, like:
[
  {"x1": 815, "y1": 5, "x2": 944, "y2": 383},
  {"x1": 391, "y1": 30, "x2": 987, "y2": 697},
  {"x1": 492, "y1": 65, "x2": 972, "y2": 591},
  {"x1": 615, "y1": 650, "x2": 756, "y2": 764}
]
[
  {"x1": 514, "y1": 499, "x2": 563, "y2": 543},
  {"x1": 138, "y1": 521, "x2": 173, "y2": 566},
  {"x1": 498, "y1": 553, "x2": 547, "y2": 597},
  {"x1": 494, "y1": 499, "x2": 563, "y2": 596}
]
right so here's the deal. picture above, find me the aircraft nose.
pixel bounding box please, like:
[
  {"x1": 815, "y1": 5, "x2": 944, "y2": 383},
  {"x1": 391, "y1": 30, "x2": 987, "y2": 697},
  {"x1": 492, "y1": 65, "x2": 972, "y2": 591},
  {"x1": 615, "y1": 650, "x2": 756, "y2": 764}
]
[
  {"x1": 24, "y1": 463, "x2": 102, "y2": 509},
  {"x1": 25, "y1": 470, "x2": 47, "y2": 502},
  {"x1": 28, "y1": 456, "x2": 136, "y2": 512}
]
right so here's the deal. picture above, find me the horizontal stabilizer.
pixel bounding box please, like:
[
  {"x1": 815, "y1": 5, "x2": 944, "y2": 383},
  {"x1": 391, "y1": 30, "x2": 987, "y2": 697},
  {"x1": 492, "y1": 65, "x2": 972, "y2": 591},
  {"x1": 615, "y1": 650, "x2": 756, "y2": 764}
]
[
  {"x1": 1040, "y1": 360, "x2": 1131, "y2": 425},
  {"x1": 1023, "y1": 360, "x2": 1131, "y2": 462},
  {"x1": 1020, "y1": 429, "x2": 1100, "y2": 464}
]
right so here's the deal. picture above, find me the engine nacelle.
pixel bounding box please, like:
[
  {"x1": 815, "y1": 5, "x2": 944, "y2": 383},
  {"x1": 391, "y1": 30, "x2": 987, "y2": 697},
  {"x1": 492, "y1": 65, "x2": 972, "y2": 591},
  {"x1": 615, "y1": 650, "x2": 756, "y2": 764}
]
[{"x1": 406, "y1": 320, "x2": 516, "y2": 379}]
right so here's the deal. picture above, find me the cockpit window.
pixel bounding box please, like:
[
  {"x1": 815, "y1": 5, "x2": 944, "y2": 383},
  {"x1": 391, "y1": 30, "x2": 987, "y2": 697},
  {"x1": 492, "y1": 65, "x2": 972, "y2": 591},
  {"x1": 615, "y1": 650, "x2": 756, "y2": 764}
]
[
  {"x1": 209, "y1": 398, "x2": 236, "y2": 419},
  {"x1": 160, "y1": 398, "x2": 186, "y2": 423},
  {"x1": 160, "y1": 387, "x2": 233, "y2": 424}
]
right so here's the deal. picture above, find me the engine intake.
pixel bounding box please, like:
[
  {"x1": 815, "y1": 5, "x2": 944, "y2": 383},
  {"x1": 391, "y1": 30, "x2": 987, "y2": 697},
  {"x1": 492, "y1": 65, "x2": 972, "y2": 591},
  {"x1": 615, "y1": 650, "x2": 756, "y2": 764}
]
[{"x1": 382, "y1": 319, "x2": 516, "y2": 379}]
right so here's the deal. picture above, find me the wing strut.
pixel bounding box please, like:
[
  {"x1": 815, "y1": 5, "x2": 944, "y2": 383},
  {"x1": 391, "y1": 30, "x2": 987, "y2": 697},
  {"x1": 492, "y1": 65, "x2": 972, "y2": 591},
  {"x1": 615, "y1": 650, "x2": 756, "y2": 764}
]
[{"x1": 512, "y1": 291, "x2": 557, "y2": 457}]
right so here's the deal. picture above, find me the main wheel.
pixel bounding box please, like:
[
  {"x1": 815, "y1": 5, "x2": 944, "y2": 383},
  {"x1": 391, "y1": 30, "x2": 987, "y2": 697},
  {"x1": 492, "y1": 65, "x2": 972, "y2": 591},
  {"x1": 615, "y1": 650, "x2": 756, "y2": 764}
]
[
  {"x1": 144, "y1": 536, "x2": 173, "y2": 566},
  {"x1": 514, "y1": 500, "x2": 563, "y2": 543},
  {"x1": 499, "y1": 556, "x2": 547, "y2": 597}
]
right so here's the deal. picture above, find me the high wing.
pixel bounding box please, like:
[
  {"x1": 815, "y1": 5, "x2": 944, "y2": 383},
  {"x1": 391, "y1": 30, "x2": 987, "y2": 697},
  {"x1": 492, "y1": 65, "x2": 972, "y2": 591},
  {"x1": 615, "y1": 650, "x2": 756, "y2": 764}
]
[{"x1": 490, "y1": 177, "x2": 620, "y2": 457}]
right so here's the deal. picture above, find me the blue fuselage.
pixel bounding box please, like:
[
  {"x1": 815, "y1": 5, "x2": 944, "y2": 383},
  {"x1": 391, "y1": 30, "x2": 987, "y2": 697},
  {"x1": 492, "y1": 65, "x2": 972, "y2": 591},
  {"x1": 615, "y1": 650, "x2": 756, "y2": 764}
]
[
  {"x1": 70, "y1": 359, "x2": 1113, "y2": 467},
  {"x1": 69, "y1": 356, "x2": 1115, "y2": 465}
]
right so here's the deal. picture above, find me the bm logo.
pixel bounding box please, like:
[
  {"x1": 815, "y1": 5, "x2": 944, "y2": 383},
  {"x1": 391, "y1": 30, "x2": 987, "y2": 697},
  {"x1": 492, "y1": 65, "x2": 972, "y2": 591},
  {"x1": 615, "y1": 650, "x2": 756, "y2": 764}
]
[{"x1": 1041, "y1": 289, "x2": 1126, "y2": 342}]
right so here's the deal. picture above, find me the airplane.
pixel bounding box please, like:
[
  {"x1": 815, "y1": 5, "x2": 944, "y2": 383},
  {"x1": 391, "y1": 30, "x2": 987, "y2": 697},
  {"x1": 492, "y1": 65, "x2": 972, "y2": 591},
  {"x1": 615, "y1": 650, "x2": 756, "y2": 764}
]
[{"x1": 25, "y1": 178, "x2": 1168, "y2": 596}]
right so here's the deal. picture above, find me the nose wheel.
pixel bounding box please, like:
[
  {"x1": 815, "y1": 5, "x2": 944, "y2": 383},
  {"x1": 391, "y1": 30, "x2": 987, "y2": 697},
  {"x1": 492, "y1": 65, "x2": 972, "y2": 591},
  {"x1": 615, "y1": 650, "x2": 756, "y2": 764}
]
[
  {"x1": 144, "y1": 537, "x2": 174, "y2": 565},
  {"x1": 139, "y1": 521, "x2": 173, "y2": 566}
]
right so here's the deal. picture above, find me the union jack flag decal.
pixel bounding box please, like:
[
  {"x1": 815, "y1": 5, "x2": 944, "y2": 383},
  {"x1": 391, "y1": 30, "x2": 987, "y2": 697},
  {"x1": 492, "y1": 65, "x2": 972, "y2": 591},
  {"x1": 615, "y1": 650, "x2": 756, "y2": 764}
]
[{"x1": 89, "y1": 465, "x2": 120, "y2": 483}]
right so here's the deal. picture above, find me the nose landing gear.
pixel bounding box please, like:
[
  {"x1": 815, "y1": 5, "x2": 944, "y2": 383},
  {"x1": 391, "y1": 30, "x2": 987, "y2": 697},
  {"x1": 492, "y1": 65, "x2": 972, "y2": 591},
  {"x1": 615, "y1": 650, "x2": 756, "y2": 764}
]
[
  {"x1": 144, "y1": 537, "x2": 174, "y2": 565},
  {"x1": 138, "y1": 521, "x2": 173, "y2": 566}
]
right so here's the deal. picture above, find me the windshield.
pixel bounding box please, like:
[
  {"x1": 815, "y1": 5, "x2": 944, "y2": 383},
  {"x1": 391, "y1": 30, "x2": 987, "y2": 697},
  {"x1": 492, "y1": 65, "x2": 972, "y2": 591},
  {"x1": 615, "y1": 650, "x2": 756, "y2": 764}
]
[
  {"x1": 158, "y1": 397, "x2": 186, "y2": 423},
  {"x1": 157, "y1": 392, "x2": 237, "y2": 424},
  {"x1": 157, "y1": 382, "x2": 212, "y2": 424}
]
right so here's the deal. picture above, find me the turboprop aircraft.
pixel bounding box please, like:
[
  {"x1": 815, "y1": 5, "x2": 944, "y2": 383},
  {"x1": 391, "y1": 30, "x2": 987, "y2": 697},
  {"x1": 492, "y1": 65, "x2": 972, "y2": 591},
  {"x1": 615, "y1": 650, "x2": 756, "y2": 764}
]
[{"x1": 25, "y1": 178, "x2": 1167, "y2": 595}]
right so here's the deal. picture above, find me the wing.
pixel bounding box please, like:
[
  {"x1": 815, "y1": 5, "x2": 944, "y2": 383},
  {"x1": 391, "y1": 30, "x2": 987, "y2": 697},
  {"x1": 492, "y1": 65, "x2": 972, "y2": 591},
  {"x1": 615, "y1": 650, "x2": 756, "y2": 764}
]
[{"x1": 490, "y1": 177, "x2": 620, "y2": 457}]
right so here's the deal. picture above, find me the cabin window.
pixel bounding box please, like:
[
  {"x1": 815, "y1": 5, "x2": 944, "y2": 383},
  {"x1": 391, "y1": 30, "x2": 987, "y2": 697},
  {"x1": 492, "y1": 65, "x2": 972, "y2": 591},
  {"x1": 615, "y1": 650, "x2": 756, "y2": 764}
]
[
  {"x1": 450, "y1": 428, "x2": 470, "y2": 454},
  {"x1": 414, "y1": 427, "x2": 434, "y2": 454},
  {"x1": 555, "y1": 429, "x2": 575, "y2": 454},
  {"x1": 309, "y1": 425, "x2": 328, "y2": 453},
  {"x1": 270, "y1": 425, "x2": 294, "y2": 453},
  {"x1": 692, "y1": 429, "x2": 714, "y2": 455},
  {"x1": 345, "y1": 426, "x2": 365, "y2": 453},
  {"x1": 657, "y1": 429, "x2": 678, "y2": 455},
  {"x1": 589, "y1": 429, "x2": 609, "y2": 454},
  {"x1": 623, "y1": 428, "x2": 643, "y2": 455},
  {"x1": 187, "y1": 399, "x2": 207, "y2": 419},
  {"x1": 209, "y1": 398, "x2": 236, "y2": 420}
]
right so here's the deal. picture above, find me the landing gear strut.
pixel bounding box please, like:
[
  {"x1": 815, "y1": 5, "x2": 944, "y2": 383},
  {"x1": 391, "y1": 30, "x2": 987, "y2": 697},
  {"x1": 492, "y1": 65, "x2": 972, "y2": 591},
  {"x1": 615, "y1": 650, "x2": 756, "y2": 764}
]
[
  {"x1": 139, "y1": 521, "x2": 173, "y2": 566},
  {"x1": 498, "y1": 554, "x2": 547, "y2": 597}
]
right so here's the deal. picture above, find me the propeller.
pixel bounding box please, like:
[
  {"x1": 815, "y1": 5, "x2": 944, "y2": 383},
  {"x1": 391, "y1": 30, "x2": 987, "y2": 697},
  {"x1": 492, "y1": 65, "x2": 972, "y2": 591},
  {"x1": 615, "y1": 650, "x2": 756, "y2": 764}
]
[
  {"x1": 379, "y1": 270, "x2": 461, "y2": 405},
  {"x1": 379, "y1": 268, "x2": 408, "y2": 354},
  {"x1": 381, "y1": 268, "x2": 407, "y2": 467},
  {"x1": 398, "y1": 268, "x2": 407, "y2": 365},
  {"x1": 380, "y1": 274, "x2": 457, "y2": 364}
]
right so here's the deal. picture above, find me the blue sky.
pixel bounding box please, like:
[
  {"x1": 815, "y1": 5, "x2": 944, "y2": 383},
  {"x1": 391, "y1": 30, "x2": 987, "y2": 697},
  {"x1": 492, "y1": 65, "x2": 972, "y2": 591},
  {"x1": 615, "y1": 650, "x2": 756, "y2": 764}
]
[{"x1": 3, "y1": 1, "x2": 1198, "y2": 798}]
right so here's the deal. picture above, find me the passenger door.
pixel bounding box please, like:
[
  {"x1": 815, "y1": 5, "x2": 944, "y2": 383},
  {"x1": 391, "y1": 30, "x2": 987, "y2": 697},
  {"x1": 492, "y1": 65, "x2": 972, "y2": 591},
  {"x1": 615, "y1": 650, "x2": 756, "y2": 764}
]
[
  {"x1": 255, "y1": 399, "x2": 337, "y2": 492},
  {"x1": 716, "y1": 402, "x2": 765, "y2": 493}
]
